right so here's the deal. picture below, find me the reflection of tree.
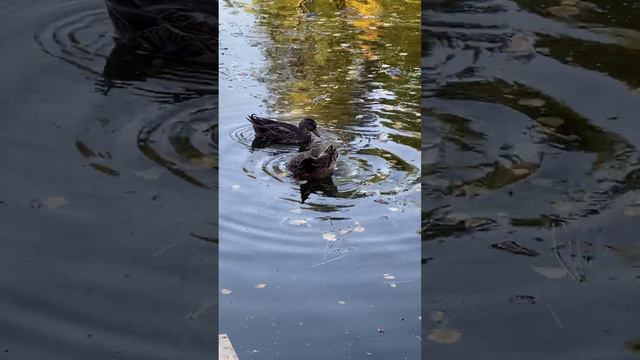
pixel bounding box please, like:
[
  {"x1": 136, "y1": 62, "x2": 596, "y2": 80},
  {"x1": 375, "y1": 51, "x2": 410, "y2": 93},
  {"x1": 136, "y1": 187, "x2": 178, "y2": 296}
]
[{"x1": 248, "y1": 0, "x2": 421, "y2": 138}]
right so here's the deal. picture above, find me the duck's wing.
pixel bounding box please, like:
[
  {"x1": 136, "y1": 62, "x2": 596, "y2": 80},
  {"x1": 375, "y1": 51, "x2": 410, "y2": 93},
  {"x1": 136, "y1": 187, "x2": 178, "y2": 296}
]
[
  {"x1": 300, "y1": 146, "x2": 339, "y2": 171},
  {"x1": 247, "y1": 114, "x2": 299, "y2": 134}
]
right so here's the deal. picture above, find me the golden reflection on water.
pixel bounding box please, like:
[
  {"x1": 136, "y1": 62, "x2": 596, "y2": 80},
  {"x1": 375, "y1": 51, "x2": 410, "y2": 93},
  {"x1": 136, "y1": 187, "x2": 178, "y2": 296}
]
[{"x1": 241, "y1": 0, "x2": 421, "y2": 148}]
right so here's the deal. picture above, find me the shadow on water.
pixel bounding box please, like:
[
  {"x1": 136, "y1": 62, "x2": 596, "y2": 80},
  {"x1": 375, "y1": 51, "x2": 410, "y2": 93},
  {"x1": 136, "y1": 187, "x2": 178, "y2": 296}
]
[{"x1": 423, "y1": 0, "x2": 640, "y2": 356}]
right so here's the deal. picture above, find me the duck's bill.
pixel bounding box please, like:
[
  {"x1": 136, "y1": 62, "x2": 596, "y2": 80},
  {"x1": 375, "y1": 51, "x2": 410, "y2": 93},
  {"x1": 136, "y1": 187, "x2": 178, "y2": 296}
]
[{"x1": 312, "y1": 129, "x2": 321, "y2": 137}]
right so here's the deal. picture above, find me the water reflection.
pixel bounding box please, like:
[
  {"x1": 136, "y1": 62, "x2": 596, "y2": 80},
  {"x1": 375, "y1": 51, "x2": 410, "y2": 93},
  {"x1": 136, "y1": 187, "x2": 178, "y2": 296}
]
[
  {"x1": 424, "y1": 0, "x2": 640, "y2": 357},
  {"x1": 34, "y1": 2, "x2": 218, "y2": 188},
  {"x1": 34, "y1": 3, "x2": 216, "y2": 103},
  {"x1": 220, "y1": 1, "x2": 420, "y2": 359}
]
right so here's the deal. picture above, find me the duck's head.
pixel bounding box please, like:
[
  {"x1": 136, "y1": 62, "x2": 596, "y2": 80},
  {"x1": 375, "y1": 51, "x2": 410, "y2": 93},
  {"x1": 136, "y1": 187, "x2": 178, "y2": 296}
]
[{"x1": 300, "y1": 118, "x2": 320, "y2": 137}]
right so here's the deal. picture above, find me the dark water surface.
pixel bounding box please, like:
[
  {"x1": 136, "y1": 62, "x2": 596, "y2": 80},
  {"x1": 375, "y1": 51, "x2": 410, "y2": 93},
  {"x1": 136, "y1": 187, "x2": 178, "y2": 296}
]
[
  {"x1": 219, "y1": 1, "x2": 421, "y2": 359},
  {"x1": 424, "y1": 0, "x2": 640, "y2": 357},
  {"x1": 0, "y1": 1, "x2": 217, "y2": 359}
]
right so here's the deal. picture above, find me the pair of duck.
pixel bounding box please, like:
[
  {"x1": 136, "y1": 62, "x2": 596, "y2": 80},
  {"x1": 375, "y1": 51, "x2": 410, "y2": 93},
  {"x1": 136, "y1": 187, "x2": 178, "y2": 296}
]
[{"x1": 247, "y1": 115, "x2": 339, "y2": 180}]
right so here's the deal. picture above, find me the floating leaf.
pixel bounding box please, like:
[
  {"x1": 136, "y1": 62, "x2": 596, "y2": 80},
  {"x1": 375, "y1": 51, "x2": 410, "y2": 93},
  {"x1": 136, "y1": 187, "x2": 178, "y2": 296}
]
[
  {"x1": 289, "y1": 219, "x2": 308, "y2": 226},
  {"x1": 518, "y1": 98, "x2": 546, "y2": 107},
  {"x1": 383, "y1": 273, "x2": 396, "y2": 280},
  {"x1": 231, "y1": 184, "x2": 240, "y2": 190},
  {"x1": 388, "y1": 207, "x2": 400, "y2": 212},
  {"x1": 507, "y1": 32, "x2": 535, "y2": 53},
  {"x1": 354, "y1": 224, "x2": 365, "y2": 232},
  {"x1": 537, "y1": 116, "x2": 565, "y2": 127},
  {"x1": 323, "y1": 232, "x2": 337, "y2": 241},
  {"x1": 532, "y1": 266, "x2": 568, "y2": 279},
  {"x1": 548, "y1": 5, "x2": 580, "y2": 17},
  {"x1": 490, "y1": 241, "x2": 539, "y2": 257},
  {"x1": 255, "y1": 283, "x2": 267, "y2": 289},
  {"x1": 220, "y1": 288, "x2": 232, "y2": 295},
  {"x1": 338, "y1": 300, "x2": 346, "y2": 305},
  {"x1": 509, "y1": 294, "x2": 537, "y2": 304},
  {"x1": 90, "y1": 163, "x2": 120, "y2": 177},
  {"x1": 428, "y1": 329, "x2": 462, "y2": 344},
  {"x1": 42, "y1": 196, "x2": 67, "y2": 210}
]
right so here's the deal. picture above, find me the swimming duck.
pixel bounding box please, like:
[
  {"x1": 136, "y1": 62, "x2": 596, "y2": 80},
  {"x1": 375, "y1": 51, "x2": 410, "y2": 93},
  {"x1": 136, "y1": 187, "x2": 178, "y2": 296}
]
[
  {"x1": 287, "y1": 144, "x2": 339, "y2": 180},
  {"x1": 105, "y1": 0, "x2": 217, "y2": 63},
  {"x1": 247, "y1": 114, "x2": 320, "y2": 145}
]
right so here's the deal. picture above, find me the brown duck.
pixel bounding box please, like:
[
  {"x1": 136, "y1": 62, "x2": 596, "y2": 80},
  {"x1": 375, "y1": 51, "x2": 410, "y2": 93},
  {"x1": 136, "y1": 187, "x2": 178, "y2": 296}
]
[
  {"x1": 247, "y1": 114, "x2": 320, "y2": 145},
  {"x1": 287, "y1": 144, "x2": 339, "y2": 180}
]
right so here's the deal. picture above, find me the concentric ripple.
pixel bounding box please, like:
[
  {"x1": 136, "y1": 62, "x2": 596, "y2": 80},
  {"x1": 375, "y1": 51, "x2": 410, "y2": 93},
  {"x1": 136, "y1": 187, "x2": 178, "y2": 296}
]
[
  {"x1": 74, "y1": 97, "x2": 217, "y2": 188},
  {"x1": 231, "y1": 125, "x2": 420, "y2": 205},
  {"x1": 137, "y1": 102, "x2": 217, "y2": 188},
  {"x1": 34, "y1": 1, "x2": 216, "y2": 103},
  {"x1": 423, "y1": 0, "x2": 640, "y2": 240}
]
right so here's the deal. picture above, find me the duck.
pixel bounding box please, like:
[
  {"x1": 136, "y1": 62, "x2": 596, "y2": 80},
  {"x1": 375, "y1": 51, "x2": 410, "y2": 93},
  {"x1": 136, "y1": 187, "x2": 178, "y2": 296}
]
[
  {"x1": 247, "y1": 114, "x2": 320, "y2": 145},
  {"x1": 287, "y1": 144, "x2": 339, "y2": 180},
  {"x1": 104, "y1": 0, "x2": 217, "y2": 63}
]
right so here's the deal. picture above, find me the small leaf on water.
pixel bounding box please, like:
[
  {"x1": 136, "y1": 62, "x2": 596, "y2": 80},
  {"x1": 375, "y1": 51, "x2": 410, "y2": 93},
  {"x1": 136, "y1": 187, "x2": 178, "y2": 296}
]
[
  {"x1": 339, "y1": 228, "x2": 351, "y2": 235},
  {"x1": 548, "y1": 5, "x2": 580, "y2": 17},
  {"x1": 231, "y1": 184, "x2": 240, "y2": 190},
  {"x1": 255, "y1": 283, "x2": 267, "y2": 289},
  {"x1": 537, "y1": 116, "x2": 565, "y2": 127},
  {"x1": 377, "y1": 327, "x2": 385, "y2": 333},
  {"x1": 354, "y1": 224, "x2": 365, "y2": 232},
  {"x1": 509, "y1": 294, "x2": 536, "y2": 305},
  {"x1": 323, "y1": 232, "x2": 337, "y2": 241},
  {"x1": 388, "y1": 207, "x2": 400, "y2": 212},
  {"x1": 427, "y1": 329, "x2": 462, "y2": 344},
  {"x1": 289, "y1": 219, "x2": 308, "y2": 226},
  {"x1": 383, "y1": 274, "x2": 396, "y2": 280},
  {"x1": 379, "y1": 133, "x2": 389, "y2": 142},
  {"x1": 338, "y1": 300, "x2": 346, "y2": 305},
  {"x1": 390, "y1": 283, "x2": 397, "y2": 288},
  {"x1": 531, "y1": 266, "x2": 568, "y2": 279},
  {"x1": 511, "y1": 168, "x2": 531, "y2": 176},
  {"x1": 518, "y1": 98, "x2": 546, "y2": 107},
  {"x1": 220, "y1": 288, "x2": 232, "y2": 295},
  {"x1": 490, "y1": 241, "x2": 539, "y2": 257},
  {"x1": 42, "y1": 196, "x2": 67, "y2": 210}
]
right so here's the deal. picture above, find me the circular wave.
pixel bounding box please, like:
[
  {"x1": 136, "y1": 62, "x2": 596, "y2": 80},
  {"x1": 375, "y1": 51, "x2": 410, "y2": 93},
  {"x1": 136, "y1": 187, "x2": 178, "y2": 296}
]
[
  {"x1": 137, "y1": 102, "x2": 217, "y2": 188},
  {"x1": 34, "y1": 2, "x2": 216, "y2": 103},
  {"x1": 423, "y1": 4, "x2": 640, "y2": 239},
  {"x1": 233, "y1": 126, "x2": 420, "y2": 208}
]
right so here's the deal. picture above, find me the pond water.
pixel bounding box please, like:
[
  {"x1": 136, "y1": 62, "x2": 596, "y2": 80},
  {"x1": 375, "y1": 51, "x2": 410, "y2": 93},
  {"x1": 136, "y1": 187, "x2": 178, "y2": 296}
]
[
  {"x1": 218, "y1": 1, "x2": 421, "y2": 359},
  {"x1": 424, "y1": 0, "x2": 640, "y2": 357},
  {"x1": 0, "y1": 1, "x2": 217, "y2": 359}
]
